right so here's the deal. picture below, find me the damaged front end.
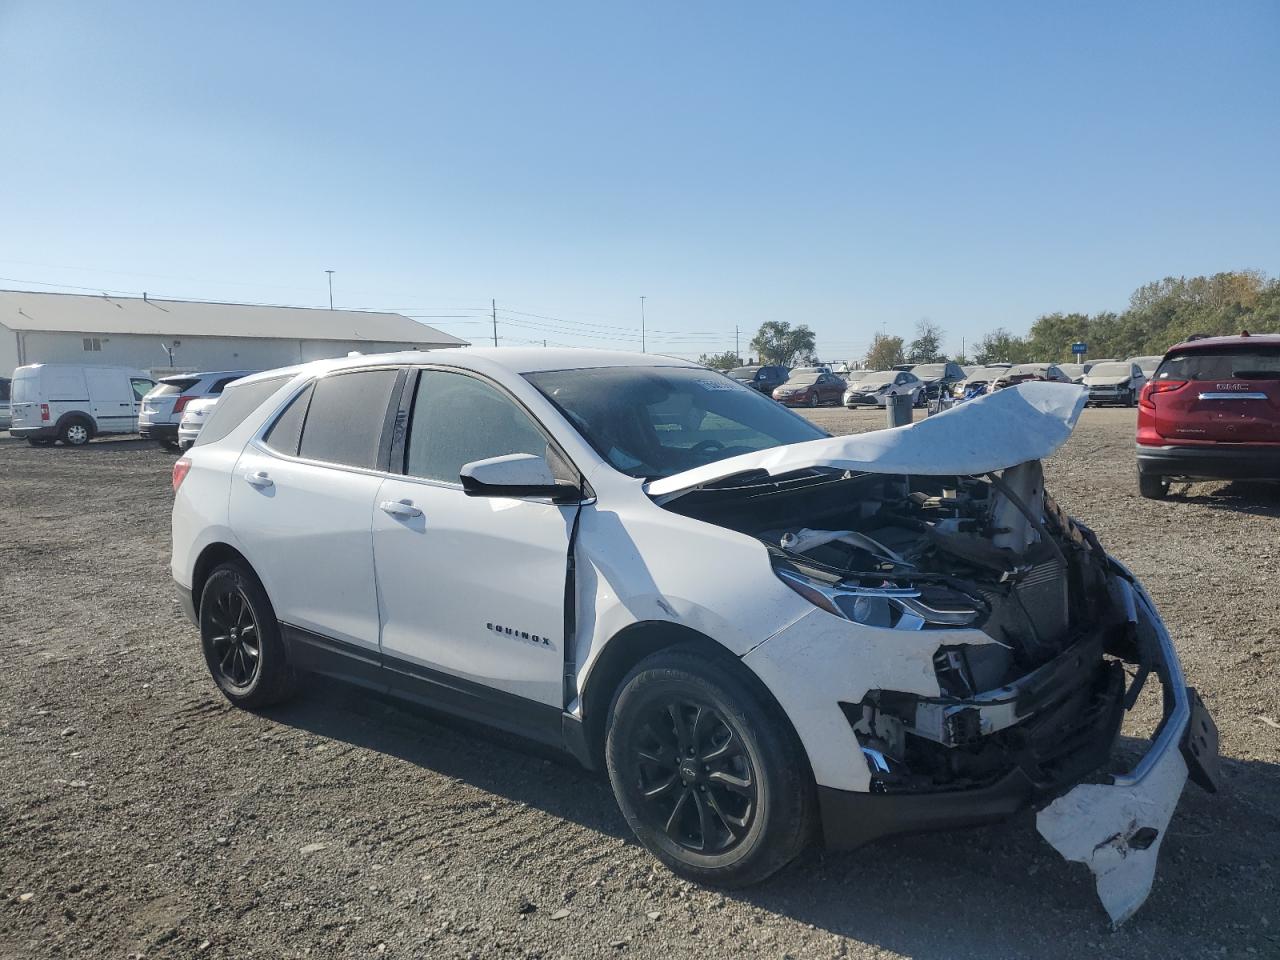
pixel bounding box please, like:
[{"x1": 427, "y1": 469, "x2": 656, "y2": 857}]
[{"x1": 664, "y1": 451, "x2": 1218, "y2": 924}]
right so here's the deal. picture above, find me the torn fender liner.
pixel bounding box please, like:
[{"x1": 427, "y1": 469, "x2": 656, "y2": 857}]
[
  {"x1": 1035, "y1": 743, "x2": 1189, "y2": 926},
  {"x1": 647, "y1": 381, "x2": 1087, "y2": 499}
]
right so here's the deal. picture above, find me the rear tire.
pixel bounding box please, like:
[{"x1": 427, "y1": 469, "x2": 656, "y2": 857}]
[
  {"x1": 159, "y1": 438, "x2": 181, "y2": 452},
  {"x1": 199, "y1": 561, "x2": 296, "y2": 709},
  {"x1": 605, "y1": 645, "x2": 815, "y2": 888},
  {"x1": 1138, "y1": 471, "x2": 1169, "y2": 500},
  {"x1": 59, "y1": 419, "x2": 91, "y2": 446}
]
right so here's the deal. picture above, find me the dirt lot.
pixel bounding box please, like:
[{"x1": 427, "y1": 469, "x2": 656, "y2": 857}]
[{"x1": 2, "y1": 408, "x2": 1278, "y2": 960}]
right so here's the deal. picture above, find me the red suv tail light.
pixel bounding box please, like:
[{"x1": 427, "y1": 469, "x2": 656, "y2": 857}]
[
  {"x1": 1138, "y1": 378, "x2": 1186, "y2": 410},
  {"x1": 172, "y1": 457, "x2": 192, "y2": 491},
  {"x1": 40, "y1": 403, "x2": 50, "y2": 421},
  {"x1": 172, "y1": 395, "x2": 194, "y2": 414}
]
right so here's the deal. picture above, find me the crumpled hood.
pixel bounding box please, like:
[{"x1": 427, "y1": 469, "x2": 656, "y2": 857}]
[
  {"x1": 848, "y1": 379, "x2": 891, "y2": 392},
  {"x1": 646, "y1": 381, "x2": 1087, "y2": 498}
]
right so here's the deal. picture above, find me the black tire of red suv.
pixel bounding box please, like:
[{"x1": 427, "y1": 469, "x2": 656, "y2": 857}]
[
  {"x1": 199, "y1": 561, "x2": 297, "y2": 709},
  {"x1": 1138, "y1": 471, "x2": 1169, "y2": 500},
  {"x1": 605, "y1": 645, "x2": 815, "y2": 889}
]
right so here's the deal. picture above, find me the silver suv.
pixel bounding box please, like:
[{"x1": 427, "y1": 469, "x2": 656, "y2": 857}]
[{"x1": 140, "y1": 371, "x2": 253, "y2": 450}]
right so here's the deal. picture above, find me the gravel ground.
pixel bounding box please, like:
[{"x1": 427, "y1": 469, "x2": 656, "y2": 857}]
[{"x1": 1, "y1": 409, "x2": 1277, "y2": 960}]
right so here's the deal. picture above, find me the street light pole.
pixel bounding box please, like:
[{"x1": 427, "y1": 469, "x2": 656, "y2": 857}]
[
  {"x1": 639, "y1": 296, "x2": 646, "y2": 353},
  {"x1": 325, "y1": 270, "x2": 335, "y2": 310}
]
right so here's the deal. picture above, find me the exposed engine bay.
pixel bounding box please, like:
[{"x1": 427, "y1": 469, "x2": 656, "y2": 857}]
[{"x1": 667, "y1": 461, "x2": 1136, "y2": 795}]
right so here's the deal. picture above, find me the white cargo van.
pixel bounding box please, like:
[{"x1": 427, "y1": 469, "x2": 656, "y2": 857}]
[{"x1": 9, "y1": 364, "x2": 155, "y2": 446}]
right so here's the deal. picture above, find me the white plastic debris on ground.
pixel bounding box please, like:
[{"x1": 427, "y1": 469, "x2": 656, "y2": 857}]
[{"x1": 1036, "y1": 744, "x2": 1189, "y2": 926}]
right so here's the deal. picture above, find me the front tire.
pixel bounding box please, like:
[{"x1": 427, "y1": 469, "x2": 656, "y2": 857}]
[
  {"x1": 1138, "y1": 471, "x2": 1169, "y2": 500},
  {"x1": 199, "y1": 561, "x2": 296, "y2": 708},
  {"x1": 605, "y1": 646, "x2": 815, "y2": 888}
]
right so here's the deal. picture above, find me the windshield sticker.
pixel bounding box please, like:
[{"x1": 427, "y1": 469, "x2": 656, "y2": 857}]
[{"x1": 694, "y1": 379, "x2": 736, "y2": 391}]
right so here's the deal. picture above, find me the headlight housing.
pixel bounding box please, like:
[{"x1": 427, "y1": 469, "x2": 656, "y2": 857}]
[{"x1": 775, "y1": 567, "x2": 982, "y2": 630}]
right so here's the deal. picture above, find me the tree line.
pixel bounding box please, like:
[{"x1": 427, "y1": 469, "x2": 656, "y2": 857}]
[{"x1": 698, "y1": 269, "x2": 1279, "y2": 371}]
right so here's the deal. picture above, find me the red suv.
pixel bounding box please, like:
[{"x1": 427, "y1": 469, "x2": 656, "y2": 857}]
[{"x1": 1136, "y1": 332, "x2": 1280, "y2": 498}]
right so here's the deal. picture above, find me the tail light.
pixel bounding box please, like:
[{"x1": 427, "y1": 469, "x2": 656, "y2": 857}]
[
  {"x1": 172, "y1": 457, "x2": 192, "y2": 491},
  {"x1": 172, "y1": 395, "x2": 194, "y2": 414},
  {"x1": 1138, "y1": 378, "x2": 1186, "y2": 410},
  {"x1": 40, "y1": 403, "x2": 50, "y2": 421}
]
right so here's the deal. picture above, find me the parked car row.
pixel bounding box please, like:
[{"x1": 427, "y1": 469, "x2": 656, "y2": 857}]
[
  {"x1": 943, "y1": 356, "x2": 1162, "y2": 407},
  {"x1": 5, "y1": 362, "x2": 251, "y2": 449}
]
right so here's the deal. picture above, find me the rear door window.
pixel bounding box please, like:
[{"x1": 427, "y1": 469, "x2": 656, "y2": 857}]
[
  {"x1": 296, "y1": 369, "x2": 401, "y2": 469},
  {"x1": 131, "y1": 378, "x2": 155, "y2": 400},
  {"x1": 195, "y1": 376, "x2": 291, "y2": 447}
]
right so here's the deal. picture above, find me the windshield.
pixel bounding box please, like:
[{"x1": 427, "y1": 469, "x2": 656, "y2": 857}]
[
  {"x1": 1088, "y1": 362, "x2": 1131, "y2": 377},
  {"x1": 727, "y1": 367, "x2": 759, "y2": 379},
  {"x1": 844, "y1": 370, "x2": 872, "y2": 382},
  {"x1": 911, "y1": 364, "x2": 946, "y2": 379},
  {"x1": 1156, "y1": 346, "x2": 1280, "y2": 381},
  {"x1": 1057, "y1": 364, "x2": 1084, "y2": 378},
  {"x1": 524, "y1": 366, "x2": 827, "y2": 480},
  {"x1": 782, "y1": 373, "x2": 820, "y2": 385}
]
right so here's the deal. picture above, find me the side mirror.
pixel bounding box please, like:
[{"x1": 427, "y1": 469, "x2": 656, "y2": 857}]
[{"x1": 459, "y1": 453, "x2": 581, "y2": 502}]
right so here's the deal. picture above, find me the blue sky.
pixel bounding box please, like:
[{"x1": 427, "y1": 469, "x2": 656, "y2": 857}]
[{"x1": 1, "y1": 1, "x2": 1277, "y2": 360}]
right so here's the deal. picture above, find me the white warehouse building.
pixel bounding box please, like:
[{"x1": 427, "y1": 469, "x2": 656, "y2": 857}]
[{"x1": 0, "y1": 289, "x2": 467, "y2": 377}]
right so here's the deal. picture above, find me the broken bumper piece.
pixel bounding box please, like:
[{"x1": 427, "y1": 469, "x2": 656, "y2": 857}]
[
  {"x1": 1035, "y1": 568, "x2": 1218, "y2": 926},
  {"x1": 816, "y1": 565, "x2": 1217, "y2": 926}
]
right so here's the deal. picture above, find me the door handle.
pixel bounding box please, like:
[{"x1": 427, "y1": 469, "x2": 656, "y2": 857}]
[
  {"x1": 379, "y1": 498, "x2": 423, "y2": 519},
  {"x1": 244, "y1": 470, "x2": 274, "y2": 488}
]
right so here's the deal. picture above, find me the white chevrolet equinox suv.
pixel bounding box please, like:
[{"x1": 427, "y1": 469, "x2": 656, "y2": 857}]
[{"x1": 171, "y1": 349, "x2": 1217, "y2": 923}]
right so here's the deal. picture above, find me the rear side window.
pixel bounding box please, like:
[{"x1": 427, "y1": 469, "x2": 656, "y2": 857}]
[
  {"x1": 297, "y1": 369, "x2": 400, "y2": 469},
  {"x1": 0, "y1": 379, "x2": 10, "y2": 402},
  {"x1": 263, "y1": 383, "x2": 314, "y2": 456},
  {"x1": 194, "y1": 376, "x2": 290, "y2": 447},
  {"x1": 209, "y1": 376, "x2": 243, "y2": 395},
  {"x1": 1156, "y1": 346, "x2": 1280, "y2": 381},
  {"x1": 405, "y1": 370, "x2": 548, "y2": 483}
]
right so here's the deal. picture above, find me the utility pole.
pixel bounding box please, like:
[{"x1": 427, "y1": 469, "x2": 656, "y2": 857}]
[
  {"x1": 961, "y1": 337, "x2": 965, "y2": 362},
  {"x1": 735, "y1": 324, "x2": 740, "y2": 361},
  {"x1": 491, "y1": 299, "x2": 499, "y2": 347},
  {"x1": 639, "y1": 296, "x2": 647, "y2": 353},
  {"x1": 325, "y1": 270, "x2": 335, "y2": 310}
]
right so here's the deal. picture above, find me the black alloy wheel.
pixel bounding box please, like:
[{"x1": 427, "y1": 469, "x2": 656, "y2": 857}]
[
  {"x1": 199, "y1": 561, "x2": 296, "y2": 708},
  {"x1": 630, "y1": 699, "x2": 757, "y2": 855},
  {"x1": 606, "y1": 646, "x2": 815, "y2": 887},
  {"x1": 206, "y1": 582, "x2": 262, "y2": 690}
]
